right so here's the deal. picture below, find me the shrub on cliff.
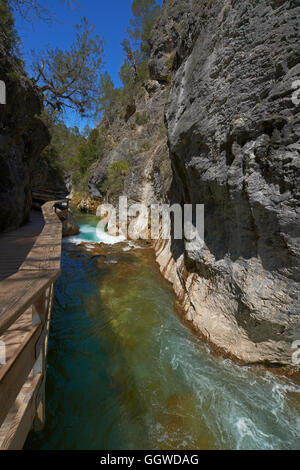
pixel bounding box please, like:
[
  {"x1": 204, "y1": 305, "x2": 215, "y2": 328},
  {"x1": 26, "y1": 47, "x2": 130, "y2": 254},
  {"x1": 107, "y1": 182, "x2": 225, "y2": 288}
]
[
  {"x1": 136, "y1": 111, "x2": 148, "y2": 126},
  {"x1": 101, "y1": 161, "x2": 129, "y2": 200},
  {"x1": 0, "y1": 0, "x2": 19, "y2": 54}
]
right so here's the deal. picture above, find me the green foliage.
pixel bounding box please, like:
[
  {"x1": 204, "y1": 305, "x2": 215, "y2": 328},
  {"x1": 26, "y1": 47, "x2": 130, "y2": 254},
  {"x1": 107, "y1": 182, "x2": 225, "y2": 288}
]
[
  {"x1": 136, "y1": 59, "x2": 149, "y2": 82},
  {"x1": 41, "y1": 112, "x2": 85, "y2": 174},
  {"x1": 3, "y1": 3, "x2": 101, "y2": 117},
  {"x1": 69, "y1": 124, "x2": 112, "y2": 193},
  {"x1": 101, "y1": 161, "x2": 129, "y2": 198},
  {"x1": 119, "y1": 59, "x2": 136, "y2": 99},
  {"x1": 70, "y1": 127, "x2": 107, "y2": 193},
  {"x1": 97, "y1": 72, "x2": 124, "y2": 124},
  {"x1": 40, "y1": 111, "x2": 104, "y2": 194},
  {"x1": 0, "y1": 0, "x2": 19, "y2": 54},
  {"x1": 97, "y1": 0, "x2": 160, "y2": 124},
  {"x1": 6, "y1": 70, "x2": 21, "y2": 81},
  {"x1": 140, "y1": 139, "x2": 151, "y2": 152},
  {"x1": 128, "y1": 0, "x2": 161, "y2": 56},
  {"x1": 73, "y1": 128, "x2": 101, "y2": 174},
  {"x1": 71, "y1": 168, "x2": 89, "y2": 194},
  {"x1": 135, "y1": 111, "x2": 148, "y2": 126}
]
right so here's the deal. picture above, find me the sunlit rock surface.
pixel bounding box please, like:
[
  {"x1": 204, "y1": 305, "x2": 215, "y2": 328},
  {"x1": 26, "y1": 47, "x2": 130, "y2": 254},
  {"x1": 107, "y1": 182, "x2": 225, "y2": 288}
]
[
  {"x1": 151, "y1": 0, "x2": 300, "y2": 366},
  {"x1": 91, "y1": 0, "x2": 300, "y2": 367}
]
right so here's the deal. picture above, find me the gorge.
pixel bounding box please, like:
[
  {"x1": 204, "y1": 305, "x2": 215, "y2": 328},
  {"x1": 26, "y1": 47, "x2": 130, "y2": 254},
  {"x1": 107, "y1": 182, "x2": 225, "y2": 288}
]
[
  {"x1": 88, "y1": 0, "x2": 300, "y2": 369},
  {"x1": 24, "y1": 214, "x2": 300, "y2": 450},
  {"x1": 0, "y1": 0, "x2": 300, "y2": 451}
]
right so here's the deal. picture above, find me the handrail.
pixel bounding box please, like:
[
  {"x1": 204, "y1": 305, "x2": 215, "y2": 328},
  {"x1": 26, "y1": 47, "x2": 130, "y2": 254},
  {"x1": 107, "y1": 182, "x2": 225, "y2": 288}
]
[
  {"x1": 32, "y1": 188, "x2": 68, "y2": 194},
  {"x1": 32, "y1": 189, "x2": 69, "y2": 197},
  {"x1": 0, "y1": 201, "x2": 63, "y2": 449},
  {"x1": 32, "y1": 189, "x2": 69, "y2": 204}
]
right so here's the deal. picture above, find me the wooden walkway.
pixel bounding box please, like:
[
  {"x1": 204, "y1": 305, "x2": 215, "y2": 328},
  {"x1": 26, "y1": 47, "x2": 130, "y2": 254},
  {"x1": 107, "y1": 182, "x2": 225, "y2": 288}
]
[
  {"x1": 0, "y1": 211, "x2": 45, "y2": 281},
  {"x1": 0, "y1": 202, "x2": 62, "y2": 449}
]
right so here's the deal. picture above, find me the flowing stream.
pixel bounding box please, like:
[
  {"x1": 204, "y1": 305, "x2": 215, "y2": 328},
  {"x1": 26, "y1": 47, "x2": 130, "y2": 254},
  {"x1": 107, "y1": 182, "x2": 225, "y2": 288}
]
[{"x1": 25, "y1": 213, "x2": 300, "y2": 450}]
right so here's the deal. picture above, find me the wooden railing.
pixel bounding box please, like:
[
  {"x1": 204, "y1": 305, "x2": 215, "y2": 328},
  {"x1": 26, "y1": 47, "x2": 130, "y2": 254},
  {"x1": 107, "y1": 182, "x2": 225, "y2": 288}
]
[
  {"x1": 32, "y1": 188, "x2": 69, "y2": 202},
  {"x1": 0, "y1": 201, "x2": 62, "y2": 450}
]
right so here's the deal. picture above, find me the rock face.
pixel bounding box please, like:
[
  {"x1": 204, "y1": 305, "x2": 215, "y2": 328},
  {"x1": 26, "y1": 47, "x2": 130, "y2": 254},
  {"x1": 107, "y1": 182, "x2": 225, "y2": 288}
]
[
  {"x1": 89, "y1": 79, "x2": 172, "y2": 207},
  {"x1": 32, "y1": 159, "x2": 67, "y2": 193},
  {"x1": 62, "y1": 210, "x2": 79, "y2": 237},
  {"x1": 91, "y1": 0, "x2": 300, "y2": 368},
  {"x1": 76, "y1": 196, "x2": 100, "y2": 214},
  {"x1": 151, "y1": 0, "x2": 300, "y2": 367},
  {"x1": 0, "y1": 53, "x2": 50, "y2": 232}
]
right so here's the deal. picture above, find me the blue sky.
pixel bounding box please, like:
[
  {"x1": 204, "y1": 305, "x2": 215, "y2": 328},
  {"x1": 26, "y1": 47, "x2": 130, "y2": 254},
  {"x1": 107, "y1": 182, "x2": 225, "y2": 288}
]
[{"x1": 14, "y1": 0, "x2": 163, "y2": 130}]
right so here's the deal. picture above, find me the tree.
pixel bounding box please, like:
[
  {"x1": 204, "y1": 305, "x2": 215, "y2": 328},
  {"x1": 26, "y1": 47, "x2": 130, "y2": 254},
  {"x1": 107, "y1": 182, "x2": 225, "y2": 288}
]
[
  {"x1": 97, "y1": 72, "x2": 123, "y2": 124},
  {"x1": 74, "y1": 128, "x2": 100, "y2": 173},
  {"x1": 32, "y1": 17, "x2": 104, "y2": 116},
  {"x1": 127, "y1": 0, "x2": 160, "y2": 56},
  {"x1": 0, "y1": 0, "x2": 19, "y2": 54},
  {"x1": 119, "y1": 0, "x2": 160, "y2": 98},
  {"x1": 119, "y1": 59, "x2": 136, "y2": 101},
  {"x1": 121, "y1": 38, "x2": 139, "y2": 80},
  {"x1": 40, "y1": 111, "x2": 85, "y2": 174}
]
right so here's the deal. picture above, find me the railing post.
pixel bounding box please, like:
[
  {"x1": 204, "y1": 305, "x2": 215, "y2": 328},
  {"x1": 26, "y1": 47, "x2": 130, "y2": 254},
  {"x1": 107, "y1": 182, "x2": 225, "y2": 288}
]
[{"x1": 32, "y1": 291, "x2": 47, "y2": 431}]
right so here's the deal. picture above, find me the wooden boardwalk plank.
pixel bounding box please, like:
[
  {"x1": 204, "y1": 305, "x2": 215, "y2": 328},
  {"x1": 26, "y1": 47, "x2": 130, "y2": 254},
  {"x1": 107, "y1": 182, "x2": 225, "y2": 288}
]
[{"x1": 0, "y1": 211, "x2": 44, "y2": 282}]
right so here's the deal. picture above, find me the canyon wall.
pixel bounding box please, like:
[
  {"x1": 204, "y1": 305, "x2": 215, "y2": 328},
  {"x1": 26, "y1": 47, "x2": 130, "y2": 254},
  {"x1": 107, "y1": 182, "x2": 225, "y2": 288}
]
[
  {"x1": 89, "y1": 80, "x2": 172, "y2": 207},
  {"x1": 0, "y1": 51, "x2": 49, "y2": 232},
  {"x1": 91, "y1": 0, "x2": 300, "y2": 368}
]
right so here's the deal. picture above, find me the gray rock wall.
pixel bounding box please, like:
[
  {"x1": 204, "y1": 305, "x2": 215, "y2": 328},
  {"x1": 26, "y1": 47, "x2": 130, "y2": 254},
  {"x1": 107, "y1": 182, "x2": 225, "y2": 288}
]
[
  {"x1": 0, "y1": 54, "x2": 50, "y2": 232},
  {"x1": 89, "y1": 80, "x2": 172, "y2": 206},
  {"x1": 90, "y1": 0, "x2": 300, "y2": 368},
  {"x1": 152, "y1": 0, "x2": 300, "y2": 366}
]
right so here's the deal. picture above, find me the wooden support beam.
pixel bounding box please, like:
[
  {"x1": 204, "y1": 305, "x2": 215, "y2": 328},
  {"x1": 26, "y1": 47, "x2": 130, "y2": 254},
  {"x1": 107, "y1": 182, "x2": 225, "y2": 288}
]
[
  {"x1": 32, "y1": 290, "x2": 48, "y2": 432},
  {"x1": 0, "y1": 373, "x2": 43, "y2": 450},
  {"x1": 33, "y1": 375, "x2": 45, "y2": 432},
  {"x1": 0, "y1": 323, "x2": 43, "y2": 427},
  {"x1": 0, "y1": 269, "x2": 60, "y2": 336}
]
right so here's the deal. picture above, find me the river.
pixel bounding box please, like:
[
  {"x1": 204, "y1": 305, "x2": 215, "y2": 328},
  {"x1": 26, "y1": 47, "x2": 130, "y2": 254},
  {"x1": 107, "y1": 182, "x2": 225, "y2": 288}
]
[{"x1": 25, "y1": 213, "x2": 300, "y2": 450}]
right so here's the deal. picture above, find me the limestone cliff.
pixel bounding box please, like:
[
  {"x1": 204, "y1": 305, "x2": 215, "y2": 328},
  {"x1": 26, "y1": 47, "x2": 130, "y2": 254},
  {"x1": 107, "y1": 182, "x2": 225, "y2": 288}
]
[
  {"x1": 89, "y1": 79, "x2": 172, "y2": 207},
  {"x1": 90, "y1": 0, "x2": 300, "y2": 368},
  {"x1": 0, "y1": 50, "x2": 50, "y2": 232}
]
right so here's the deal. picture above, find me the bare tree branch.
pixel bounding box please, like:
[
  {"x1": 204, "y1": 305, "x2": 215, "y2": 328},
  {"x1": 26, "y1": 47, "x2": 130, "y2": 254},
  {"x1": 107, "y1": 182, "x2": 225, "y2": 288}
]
[
  {"x1": 9, "y1": 0, "x2": 80, "y2": 23},
  {"x1": 31, "y1": 17, "x2": 104, "y2": 117}
]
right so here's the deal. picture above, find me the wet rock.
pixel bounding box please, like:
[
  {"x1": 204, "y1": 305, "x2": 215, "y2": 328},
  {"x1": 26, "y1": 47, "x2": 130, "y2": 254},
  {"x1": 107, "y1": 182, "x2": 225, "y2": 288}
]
[
  {"x1": 76, "y1": 196, "x2": 99, "y2": 214},
  {"x1": 62, "y1": 210, "x2": 79, "y2": 237}
]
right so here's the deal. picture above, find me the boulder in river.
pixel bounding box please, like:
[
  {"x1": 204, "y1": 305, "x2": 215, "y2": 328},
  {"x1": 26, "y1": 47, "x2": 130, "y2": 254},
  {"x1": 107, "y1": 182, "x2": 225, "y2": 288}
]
[{"x1": 62, "y1": 210, "x2": 79, "y2": 237}]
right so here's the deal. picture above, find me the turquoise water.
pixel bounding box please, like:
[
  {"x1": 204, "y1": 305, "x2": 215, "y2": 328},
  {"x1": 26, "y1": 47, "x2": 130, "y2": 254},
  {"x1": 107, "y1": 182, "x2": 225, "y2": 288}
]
[{"x1": 25, "y1": 214, "x2": 300, "y2": 450}]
